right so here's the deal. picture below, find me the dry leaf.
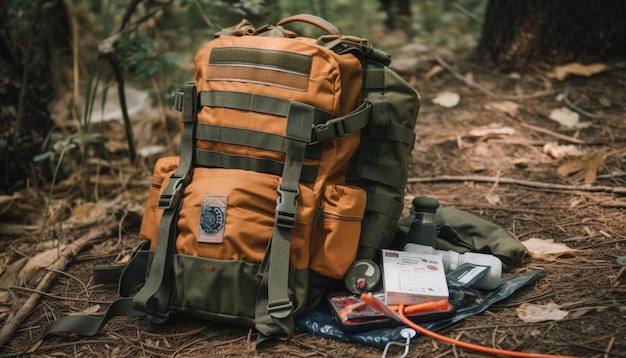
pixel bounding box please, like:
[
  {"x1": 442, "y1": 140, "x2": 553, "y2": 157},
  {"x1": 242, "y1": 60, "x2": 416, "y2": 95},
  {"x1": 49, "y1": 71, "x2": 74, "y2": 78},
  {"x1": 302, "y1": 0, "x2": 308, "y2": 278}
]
[
  {"x1": 521, "y1": 238, "x2": 577, "y2": 261},
  {"x1": 485, "y1": 194, "x2": 501, "y2": 205},
  {"x1": 0, "y1": 223, "x2": 39, "y2": 235},
  {"x1": 548, "y1": 107, "x2": 591, "y2": 128},
  {"x1": 138, "y1": 145, "x2": 166, "y2": 158},
  {"x1": 468, "y1": 124, "x2": 517, "y2": 138},
  {"x1": 517, "y1": 302, "x2": 569, "y2": 323},
  {"x1": 389, "y1": 57, "x2": 419, "y2": 73},
  {"x1": 65, "y1": 202, "x2": 108, "y2": 228},
  {"x1": 432, "y1": 92, "x2": 460, "y2": 108},
  {"x1": 556, "y1": 152, "x2": 605, "y2": 184},
  {"x1": 18, "y1": 246, "x2": 66, "y2": 284},
  {"x1": 542, "y1": 142, "x2": 584, "y2": 160},
  {"x1": 0, "y1": 257, "x2": 28, "y2": 302},
  {"x1": 554, "y1": 62, "x2": 607, "y2": 81},
  {"x1": 483, "y1": 101, "x2": 519, "y2": 115},
  {"x1": 69, "y1": 305, "x2": 101, "y2": 316},
  {"x1": 424, "y1": 65, "x2": 445, "y2": 80}
]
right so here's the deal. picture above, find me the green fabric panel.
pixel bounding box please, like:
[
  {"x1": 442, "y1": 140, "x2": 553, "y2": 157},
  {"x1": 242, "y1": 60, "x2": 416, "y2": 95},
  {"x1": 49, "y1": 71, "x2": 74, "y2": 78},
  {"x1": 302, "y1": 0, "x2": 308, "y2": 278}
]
[
  {"x1": 433, "y1": 208, "x2": 528, "y2": 270},
  {"x1": 357, "y1": 220, "x2": 396, "y2": 260},
  {"x1": 364, "y1": 190, "x2": 403, "y2": 218},
  {"x1": 348, "y1": 60, "x2": 421, "y2": 261},
  {"x1": 359, "y1": 163, "x2": 407, "y2": 188},
  {"x1": 363, "y1": 67, "x2": 385, "y2": 89},
  {"x1": 210, "y1": 47, "x2": 313, "y2": 75},
  {"x1": 366, "y1": 121, "x2": 416, "y2": 147},
  {"x1": 194, "y1": 148, "x2": 319, "y2": 182},
  {"x1": 169, "y1": 255, "x2": 309, "y2": 329}
]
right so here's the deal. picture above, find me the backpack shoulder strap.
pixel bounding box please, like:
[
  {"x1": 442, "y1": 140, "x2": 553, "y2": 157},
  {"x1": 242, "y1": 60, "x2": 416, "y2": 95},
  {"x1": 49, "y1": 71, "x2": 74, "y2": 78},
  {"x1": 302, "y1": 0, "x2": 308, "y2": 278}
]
[
  {"x1": 254, "y1": 101, "x2": 317, "y2": 342},
  {"x1": 131, "y1": 83, "x2": 198, "y2": 322}
]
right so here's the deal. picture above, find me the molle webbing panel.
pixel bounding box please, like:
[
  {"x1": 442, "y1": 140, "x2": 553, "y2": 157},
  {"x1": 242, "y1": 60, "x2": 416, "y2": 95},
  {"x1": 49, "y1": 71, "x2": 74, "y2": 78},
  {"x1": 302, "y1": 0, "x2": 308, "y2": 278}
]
[
  {"x1": 351, "y1": 62, "x2": 420, "y2": 260},
  {"x1": 207, "y1": 47, "x2": 313, "y2": 91}
]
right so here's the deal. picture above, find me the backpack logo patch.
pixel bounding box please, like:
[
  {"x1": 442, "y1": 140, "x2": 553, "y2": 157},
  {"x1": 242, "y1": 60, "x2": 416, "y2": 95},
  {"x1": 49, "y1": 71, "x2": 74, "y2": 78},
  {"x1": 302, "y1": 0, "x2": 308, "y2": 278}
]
[{"x1": 198, "y1": 195, "x2": 228, "y2": 243}]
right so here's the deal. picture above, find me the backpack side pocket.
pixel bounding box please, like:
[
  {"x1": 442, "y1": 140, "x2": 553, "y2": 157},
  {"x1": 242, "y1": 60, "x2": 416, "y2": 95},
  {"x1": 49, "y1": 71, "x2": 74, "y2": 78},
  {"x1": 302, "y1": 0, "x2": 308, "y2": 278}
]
[
  {"x1": 139, "y1": 156, "x2": 179, "y2": 244},
  {"x1": 310, "y1": 185, "x2": 367, "y2": 279}
]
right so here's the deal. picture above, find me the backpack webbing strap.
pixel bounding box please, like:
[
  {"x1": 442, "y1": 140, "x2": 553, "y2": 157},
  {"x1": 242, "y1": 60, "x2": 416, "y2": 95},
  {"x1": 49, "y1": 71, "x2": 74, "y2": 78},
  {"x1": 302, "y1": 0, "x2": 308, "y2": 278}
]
[
  {"x1": 200, "y1": 90, "x2": 330, "y2": 125},
  {"x1": 194, "y1": 148, "x2": 319, "y2": 183},
  {"x1": 199, "y1": 90, "x2": 372, "y2": 142},
  {"x1": 131, "y1": 84, "x2": 198, "y2": 322},
  {"x1": 43, "y1": 297, "x2": 145, "y2": 338},
  {"x1": 254, "y1": 101, "x2": 315, "y2": 342},
  {"x1": 196, "y1": 123, "x2": 323, "y2": 160},
  {"x1": 311, "y1": 101, "x2": 371, "y2": 142},
  {"x1": 92, "y1": 241, "x2": 151, "y2": 286},
  {"x1": 42, "y1": 244, "x2": 151, "y2": 338}
]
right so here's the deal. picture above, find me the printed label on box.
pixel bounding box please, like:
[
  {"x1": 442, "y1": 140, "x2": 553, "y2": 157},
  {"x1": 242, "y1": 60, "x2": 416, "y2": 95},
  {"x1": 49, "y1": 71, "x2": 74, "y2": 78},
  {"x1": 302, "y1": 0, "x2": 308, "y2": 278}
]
[{"x1": 382, "y1": 249, "x2": 449, "y2": 305}]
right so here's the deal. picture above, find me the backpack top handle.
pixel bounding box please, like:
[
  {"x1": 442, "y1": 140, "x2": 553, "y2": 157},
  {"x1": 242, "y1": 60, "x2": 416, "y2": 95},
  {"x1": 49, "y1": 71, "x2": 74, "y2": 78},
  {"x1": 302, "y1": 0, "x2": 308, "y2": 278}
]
[{"x1": 277, "y1": 14, "x2": 340, "y2": 35}]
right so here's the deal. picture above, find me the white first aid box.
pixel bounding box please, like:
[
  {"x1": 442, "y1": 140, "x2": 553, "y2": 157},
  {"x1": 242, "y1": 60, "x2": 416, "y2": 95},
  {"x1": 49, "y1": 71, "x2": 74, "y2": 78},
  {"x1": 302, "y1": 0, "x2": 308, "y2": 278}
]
[{"x1": 381, "y1": 249, "x2": 449, "y2": 305}]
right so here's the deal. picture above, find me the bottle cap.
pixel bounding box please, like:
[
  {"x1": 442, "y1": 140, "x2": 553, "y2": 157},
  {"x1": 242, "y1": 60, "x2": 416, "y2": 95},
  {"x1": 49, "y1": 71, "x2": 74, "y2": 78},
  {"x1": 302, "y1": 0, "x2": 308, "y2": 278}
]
[{"x1": 411, "y1": 196, "x2": 439, "y2": 214}]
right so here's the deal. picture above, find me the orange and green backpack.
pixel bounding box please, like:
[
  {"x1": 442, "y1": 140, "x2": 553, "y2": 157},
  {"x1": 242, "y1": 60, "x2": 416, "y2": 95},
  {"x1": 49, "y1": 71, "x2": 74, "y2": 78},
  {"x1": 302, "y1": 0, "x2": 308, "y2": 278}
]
[{"x1": 44, "y1": 14, "x2": 421, "y2": 344}]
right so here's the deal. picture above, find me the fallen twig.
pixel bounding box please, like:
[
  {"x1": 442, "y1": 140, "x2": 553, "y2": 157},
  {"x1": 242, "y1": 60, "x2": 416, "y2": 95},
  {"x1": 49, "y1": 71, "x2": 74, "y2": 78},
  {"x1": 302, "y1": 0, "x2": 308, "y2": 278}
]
[
  {"x1": 408, "y1": 175, "x2": 626, "y2": 194},
  {"x1": 0, "y1": 224, "x2": 116, "y2": 346},
  {"x1": 432, "y1": 53, "x2": 554, "y2": 101},
  {"x1": 517, "y1": 122, "x2": 586, "y2": 144},
  {"x1": 563, "y1": 87, "x2": 610, "y2": 119},
  {"x1": 433, "y1": 53, "x2": 500, "y2": 100}
]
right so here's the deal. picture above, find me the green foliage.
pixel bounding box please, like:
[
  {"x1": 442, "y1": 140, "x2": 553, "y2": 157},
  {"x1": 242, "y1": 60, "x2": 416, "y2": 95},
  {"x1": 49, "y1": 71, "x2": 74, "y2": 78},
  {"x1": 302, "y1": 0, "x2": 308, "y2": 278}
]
[
  {"x1": 117, "y1": 30, "x2": 159, "y2": 82},
  {"x1": 22, "y1": 0, "x2": 486, "y2": 191}
]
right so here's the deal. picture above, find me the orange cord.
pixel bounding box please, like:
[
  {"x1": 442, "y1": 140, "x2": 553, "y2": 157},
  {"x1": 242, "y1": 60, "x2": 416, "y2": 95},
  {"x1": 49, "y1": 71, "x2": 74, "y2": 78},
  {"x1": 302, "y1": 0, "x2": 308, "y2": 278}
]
[{"x1": 360, "y1": 294, "x2": 581, "y2": 358}]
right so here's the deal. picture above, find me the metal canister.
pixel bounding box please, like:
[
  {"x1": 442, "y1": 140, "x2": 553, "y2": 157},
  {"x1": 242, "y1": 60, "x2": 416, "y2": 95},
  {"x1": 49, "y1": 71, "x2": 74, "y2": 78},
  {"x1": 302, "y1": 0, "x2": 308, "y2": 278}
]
[{"x1": 344, "y1": 259, "x2": 381, "y2": 294}]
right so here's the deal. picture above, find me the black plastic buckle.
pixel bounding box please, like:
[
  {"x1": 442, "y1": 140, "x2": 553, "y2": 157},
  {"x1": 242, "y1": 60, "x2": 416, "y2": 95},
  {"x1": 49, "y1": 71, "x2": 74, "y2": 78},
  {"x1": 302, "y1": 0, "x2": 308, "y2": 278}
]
[
  {"x1": 173, "y1": 91, "x2": 184, "y2": 112},
  {"x1": 267, "y1": 299, "x2": 294, "y2": 319},
  {"x1": 275, "y1": 186, "x2": 299, "y2": 229},
  {"x1": 158, "y1": 175, "x2": 189, "y2": 209},
  {"x1": 313, "y1": 119, "x2": 349, "y2": 142}
]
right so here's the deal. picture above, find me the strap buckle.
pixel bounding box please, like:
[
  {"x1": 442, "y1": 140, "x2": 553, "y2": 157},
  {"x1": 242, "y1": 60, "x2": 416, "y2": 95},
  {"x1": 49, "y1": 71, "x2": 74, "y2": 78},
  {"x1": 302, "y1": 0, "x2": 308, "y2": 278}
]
[
  {"x1": 313, "y1": 118, "x2": 349, "y2": 142},
  {"x1": 158, "y1": 175, "x2": 190, "y2": 209},
  {"x1": 173, "y1": 90, "x2": 184, "y2": 112},
  {"x1": 275, "y1": 186, "x2": 299, "y2": 229},
  {"x1": 267, "y1": 299, "x2": 294, "y2": 319}
]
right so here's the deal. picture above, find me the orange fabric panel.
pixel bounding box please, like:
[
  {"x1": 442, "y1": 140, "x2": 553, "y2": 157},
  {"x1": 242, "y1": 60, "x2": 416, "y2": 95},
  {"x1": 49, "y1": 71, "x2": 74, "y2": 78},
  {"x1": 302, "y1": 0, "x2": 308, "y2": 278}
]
[
  {"x1": 175, "y1": 168, "x2": 316, "y2": 269},
  {"x1": 309, "y1": 185, "x2": 367, "y2": 278},
  {"x1": 142, "y1": 32, "x2": 368, "y2": 275}
]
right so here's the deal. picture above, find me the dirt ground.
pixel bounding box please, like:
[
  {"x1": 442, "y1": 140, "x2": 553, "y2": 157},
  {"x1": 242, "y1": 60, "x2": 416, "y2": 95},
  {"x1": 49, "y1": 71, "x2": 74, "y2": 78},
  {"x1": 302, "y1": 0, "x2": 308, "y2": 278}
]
[{"x1": 1, "y1": 49, "x2": 625, "y2": 357}]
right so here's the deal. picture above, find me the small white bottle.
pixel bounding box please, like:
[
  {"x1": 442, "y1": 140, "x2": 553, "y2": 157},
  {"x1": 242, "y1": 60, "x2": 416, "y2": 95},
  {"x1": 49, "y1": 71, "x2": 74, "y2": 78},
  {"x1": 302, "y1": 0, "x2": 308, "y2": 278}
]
[{"x1": 404, "y1": 243, "x2": 502, "y2": 290}]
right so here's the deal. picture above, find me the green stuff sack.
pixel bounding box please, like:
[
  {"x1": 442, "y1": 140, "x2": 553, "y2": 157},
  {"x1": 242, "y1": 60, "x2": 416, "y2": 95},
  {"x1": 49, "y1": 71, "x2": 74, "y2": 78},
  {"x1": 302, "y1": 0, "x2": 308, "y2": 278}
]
[
  {"x1": 434, "y1": 207, "x2": 528, "y2": 270},
  {"x1": 397, "y1": 207, "x2": 528, "y2": 271}
]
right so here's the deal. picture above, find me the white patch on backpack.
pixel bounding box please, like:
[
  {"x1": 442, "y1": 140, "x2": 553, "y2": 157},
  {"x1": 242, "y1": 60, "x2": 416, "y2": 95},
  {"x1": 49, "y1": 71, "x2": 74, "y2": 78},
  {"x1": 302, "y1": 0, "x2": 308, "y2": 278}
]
[{"x1": 198, "y1": 195, "x2": 228, "y2": 243}]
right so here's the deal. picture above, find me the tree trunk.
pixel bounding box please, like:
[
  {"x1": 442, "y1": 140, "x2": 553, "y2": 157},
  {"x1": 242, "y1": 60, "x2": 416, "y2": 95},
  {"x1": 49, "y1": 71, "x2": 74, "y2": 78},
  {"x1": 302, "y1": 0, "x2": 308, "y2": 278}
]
[
  {"x1": 477, "y1": 0, "x2": 626, "y2": 70},
  {"x1": 0, "y1": 1, "x2": 70, "y2": 193}
]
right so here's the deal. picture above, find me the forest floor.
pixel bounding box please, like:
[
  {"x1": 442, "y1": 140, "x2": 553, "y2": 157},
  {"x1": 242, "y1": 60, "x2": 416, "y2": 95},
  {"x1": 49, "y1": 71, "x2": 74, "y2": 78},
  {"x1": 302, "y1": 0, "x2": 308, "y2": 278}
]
[{"x1": 1, "y1": 47, "x2": 626, "y2": 358}]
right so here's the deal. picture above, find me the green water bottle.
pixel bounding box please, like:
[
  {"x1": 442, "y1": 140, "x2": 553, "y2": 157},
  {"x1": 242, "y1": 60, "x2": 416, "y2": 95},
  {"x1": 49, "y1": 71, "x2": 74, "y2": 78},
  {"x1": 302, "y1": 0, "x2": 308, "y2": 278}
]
[{"x1": 406, "y1": 196, "x2": 439, "y2": 248}]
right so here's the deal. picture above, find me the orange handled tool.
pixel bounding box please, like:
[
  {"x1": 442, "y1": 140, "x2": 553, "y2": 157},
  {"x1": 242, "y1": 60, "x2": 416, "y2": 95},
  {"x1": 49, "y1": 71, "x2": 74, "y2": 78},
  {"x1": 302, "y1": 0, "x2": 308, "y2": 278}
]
[{"x1": 388, "y1": 299, "x2": 452, "y2": 315}]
